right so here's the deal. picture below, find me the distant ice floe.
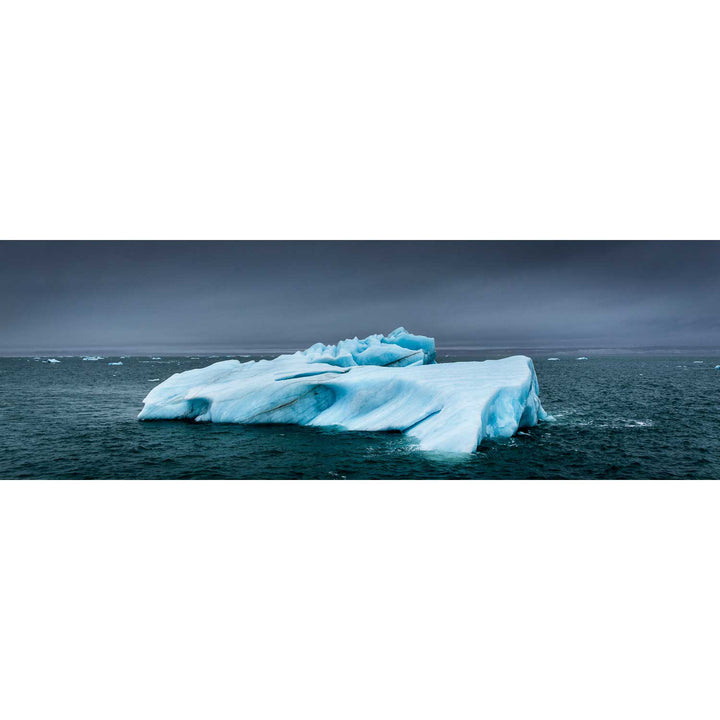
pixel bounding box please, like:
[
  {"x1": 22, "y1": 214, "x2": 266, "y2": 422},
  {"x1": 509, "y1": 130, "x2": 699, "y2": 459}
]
[
  {"x1": 148, "y1": 378, "x2": 160, "y2": 381},
  {"x1": 82, "y1": 356, "x2": 104, "y2": 361},
  {"x1": 547, "y1": 357, "x2": 560, "y2": 361},
  {"x1": 108, "y1": 361, "x2": 123, "y2": 366},
  {"x1": 138, "y1": 328, "x2": 551, "y2": 454},
  {"x1": 693, "y1": 361, "x2": 704, "y2": 364},
  {"x1": 151, "y1": 357, "x2": 162, "y2": 360},
  {"x1": 576, "y1": 356, "x2": 589, "y2": 360},
  {"x1": 45, "y1": 358, "x2": 61, "y2": 363}
]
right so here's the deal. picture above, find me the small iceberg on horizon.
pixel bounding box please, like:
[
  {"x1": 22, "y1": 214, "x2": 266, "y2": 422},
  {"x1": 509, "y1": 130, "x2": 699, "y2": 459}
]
[
  {"x1": 82, "y1": 356, "x2": 104, "y2": 361},
  {"x1": 547, "y1": 357, "x2": 560, "y2": 361},
  {"x1": 138, "y1": 328, "x2": 551, "y2": 454},
  {"x1": 45, "y1": 358, "x2": 61, "y2": 363},
  {"x1": 108, "y1": 361, "x2": 123, "y2": 366},
  {"x1": 576, "y1": 356, "x2": 589, "y2": 360}
]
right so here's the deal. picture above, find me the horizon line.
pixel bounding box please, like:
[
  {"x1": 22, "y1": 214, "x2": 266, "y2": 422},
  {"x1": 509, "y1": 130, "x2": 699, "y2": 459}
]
[{"x1": 3, "y1": 343, "x2": 720, "y2": 357}]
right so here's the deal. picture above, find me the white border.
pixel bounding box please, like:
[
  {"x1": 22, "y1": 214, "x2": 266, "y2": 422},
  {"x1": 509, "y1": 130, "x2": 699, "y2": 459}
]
[
  {"x1": 1, "y1": 1, "x2": 719, "y2": 240},
  {"x1": 2, "y1": 481, "x2": 720, "y2": 719}
]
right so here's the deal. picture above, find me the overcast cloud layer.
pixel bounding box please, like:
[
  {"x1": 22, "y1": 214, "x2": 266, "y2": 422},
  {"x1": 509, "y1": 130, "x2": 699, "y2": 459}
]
[{"x1": 1, "y1": 241, "x2": 718, "y2": 353}]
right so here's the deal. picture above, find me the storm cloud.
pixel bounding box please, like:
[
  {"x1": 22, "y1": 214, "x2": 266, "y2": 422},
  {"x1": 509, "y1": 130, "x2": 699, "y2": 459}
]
[{"x1": 1, "y1": 241, "x2": 719, "y2": 353}]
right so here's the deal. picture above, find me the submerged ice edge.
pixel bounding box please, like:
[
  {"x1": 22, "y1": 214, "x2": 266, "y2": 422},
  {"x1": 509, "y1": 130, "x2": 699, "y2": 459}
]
[{"x1": 138, "y1": 329, "x2": 550, "y2": 454}]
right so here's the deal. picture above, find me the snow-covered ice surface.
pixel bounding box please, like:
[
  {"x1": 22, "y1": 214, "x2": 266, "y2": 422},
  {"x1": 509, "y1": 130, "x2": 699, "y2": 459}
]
[{"x1": 138, "y1": 329, "x2": 549, "y2": 453}]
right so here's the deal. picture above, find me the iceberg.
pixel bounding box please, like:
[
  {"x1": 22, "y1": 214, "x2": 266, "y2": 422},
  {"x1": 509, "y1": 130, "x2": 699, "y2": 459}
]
[
  {"x1": 547, "y1": 357, "x2": 559, "y2": 361},
  {"x1": 82, "y1": 356, "x2": 104, "y2": 361},
  {"x1": 45, "y1": 358, "x2": 61, "y2": 363},
  {"x1": 576, "y1": 356, "x2": 589, "y2": 360},
  {"x1": 138, "y1": 329, "x2": 550, "y2": 454},
  {"x1": 108, "y1": 361, "x2": 123, "y2": 366},
  {"x1": 715, "y1": 365, "x2": 720, "y2": 370}
]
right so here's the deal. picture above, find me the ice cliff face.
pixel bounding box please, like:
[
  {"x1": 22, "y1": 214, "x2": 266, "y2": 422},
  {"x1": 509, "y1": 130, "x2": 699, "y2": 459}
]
[{"x1": 138, "y1": 328, "x2": 549, "y2": 453}]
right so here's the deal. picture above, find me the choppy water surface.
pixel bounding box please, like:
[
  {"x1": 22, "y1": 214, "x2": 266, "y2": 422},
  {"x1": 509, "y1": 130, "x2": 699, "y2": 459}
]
[{"x1": 1, "y1": 352, "x2": 718, "y2": 479}]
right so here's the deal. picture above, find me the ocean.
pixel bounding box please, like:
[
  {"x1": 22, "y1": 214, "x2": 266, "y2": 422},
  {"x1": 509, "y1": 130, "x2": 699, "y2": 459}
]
[{"x1": 1, "y1": 352, "x2": 718, "y2": 479}]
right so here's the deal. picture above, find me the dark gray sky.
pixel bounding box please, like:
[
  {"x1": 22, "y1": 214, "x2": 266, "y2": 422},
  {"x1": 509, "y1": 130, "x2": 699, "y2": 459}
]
[{"x1": 1, "y1": 241, "x2": 719, "y2": 353}]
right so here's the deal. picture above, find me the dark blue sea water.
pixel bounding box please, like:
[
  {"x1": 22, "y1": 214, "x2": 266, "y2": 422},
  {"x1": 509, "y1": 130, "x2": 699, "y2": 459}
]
[{"x1": 1, "y1": 352, "x2": 718, "y2": 479}]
